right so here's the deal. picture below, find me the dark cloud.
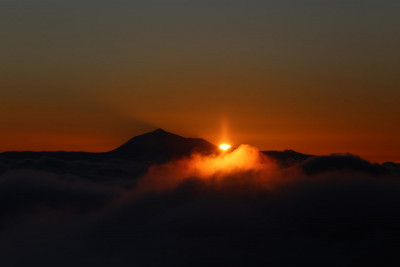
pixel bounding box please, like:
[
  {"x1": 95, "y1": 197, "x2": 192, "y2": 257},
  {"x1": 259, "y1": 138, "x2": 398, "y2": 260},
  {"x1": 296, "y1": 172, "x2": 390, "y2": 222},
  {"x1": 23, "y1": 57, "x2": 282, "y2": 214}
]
[
  {"x1": 0, "y1": 171, "x2": 121, "y2": 228},
  {"x1": 0, "y1": 152, "x2": 400, "y2": 266}
]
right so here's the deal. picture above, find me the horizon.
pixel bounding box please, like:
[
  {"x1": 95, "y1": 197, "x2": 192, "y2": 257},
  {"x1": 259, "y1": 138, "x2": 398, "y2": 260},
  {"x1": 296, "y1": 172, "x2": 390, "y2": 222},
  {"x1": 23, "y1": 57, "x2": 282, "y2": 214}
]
[{"x1": 0, "y1": 127, "x2": 396, "y2": 164}]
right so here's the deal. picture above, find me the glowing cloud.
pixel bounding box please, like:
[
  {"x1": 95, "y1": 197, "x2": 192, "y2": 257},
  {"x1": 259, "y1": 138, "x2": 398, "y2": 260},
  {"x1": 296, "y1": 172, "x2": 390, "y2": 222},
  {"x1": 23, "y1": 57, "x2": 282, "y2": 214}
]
[{"x1": 135, "y1": 144, "x2": 276, "y2": 194}]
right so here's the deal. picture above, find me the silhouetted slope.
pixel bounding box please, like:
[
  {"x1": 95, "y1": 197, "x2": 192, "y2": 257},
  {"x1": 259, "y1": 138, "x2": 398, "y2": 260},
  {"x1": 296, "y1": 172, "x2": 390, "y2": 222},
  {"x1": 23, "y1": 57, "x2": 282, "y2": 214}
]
[
  {"x1": 109, "y1": 128, "x2": 218, "y2": 159},
  {"x1": 262, "y1": 149, "x2": 314, "y2": 166}
]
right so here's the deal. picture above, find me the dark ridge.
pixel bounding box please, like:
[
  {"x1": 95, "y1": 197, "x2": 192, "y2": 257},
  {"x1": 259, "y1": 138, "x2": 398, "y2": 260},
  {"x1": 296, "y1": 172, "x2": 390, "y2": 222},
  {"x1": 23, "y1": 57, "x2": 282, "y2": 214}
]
[
  {"x1": 109, "y1": 128, "x2": 218, "y2": 160},
  {"x1": 300, "y1": 154, "x2": 389, "y2": 176},
  {"x1": 382, "y1": 162, "x2": 400, "y2": 168},
  {"x1": 0, "y1": 129, "x2": 218, "y2": 162},
  {"x1": 262, "y1": 149, "x2": 314, "y2": 166},
  {"x1": 0, "y1": 151, "x2": 107, "y2": 161}
]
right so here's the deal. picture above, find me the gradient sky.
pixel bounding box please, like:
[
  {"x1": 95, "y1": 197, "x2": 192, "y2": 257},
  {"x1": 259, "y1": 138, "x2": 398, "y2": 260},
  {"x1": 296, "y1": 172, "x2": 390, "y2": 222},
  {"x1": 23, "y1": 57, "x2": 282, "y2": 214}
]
[{"x1": 1, "y1": 0, "x2": 399, "y2": 162}]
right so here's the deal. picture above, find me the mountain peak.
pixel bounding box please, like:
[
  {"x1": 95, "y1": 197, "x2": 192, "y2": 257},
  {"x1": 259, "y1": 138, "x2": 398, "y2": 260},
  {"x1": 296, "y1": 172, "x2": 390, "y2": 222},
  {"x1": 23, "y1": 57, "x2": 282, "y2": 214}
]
[
  {"x1": 110, "y1": 129, "x2": 217, "y2": 160},
  {"x1": 152, "y1": 128, "x2": 167, "y2": 133}
]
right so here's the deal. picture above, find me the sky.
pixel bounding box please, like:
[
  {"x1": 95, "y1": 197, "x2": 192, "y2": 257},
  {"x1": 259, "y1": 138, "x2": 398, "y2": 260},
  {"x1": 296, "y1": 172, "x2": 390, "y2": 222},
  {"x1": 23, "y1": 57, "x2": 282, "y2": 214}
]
[{"x1": 1, "y1": 0, "x2": 399, "y2": 162}]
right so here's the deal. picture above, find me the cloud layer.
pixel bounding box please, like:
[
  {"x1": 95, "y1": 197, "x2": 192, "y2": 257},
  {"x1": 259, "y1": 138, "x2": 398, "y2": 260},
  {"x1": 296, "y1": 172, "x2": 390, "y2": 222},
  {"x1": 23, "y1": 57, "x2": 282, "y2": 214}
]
[{"x1": 1, "y1": 147, "x2": 400, "y2": 266}]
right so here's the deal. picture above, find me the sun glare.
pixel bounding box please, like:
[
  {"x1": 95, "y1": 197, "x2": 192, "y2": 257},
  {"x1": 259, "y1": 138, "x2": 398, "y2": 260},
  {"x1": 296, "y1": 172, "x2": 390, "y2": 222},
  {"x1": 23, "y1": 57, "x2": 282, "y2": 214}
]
[{"x1": 219, "y1": 144, "x2": 231, "y2": 151}]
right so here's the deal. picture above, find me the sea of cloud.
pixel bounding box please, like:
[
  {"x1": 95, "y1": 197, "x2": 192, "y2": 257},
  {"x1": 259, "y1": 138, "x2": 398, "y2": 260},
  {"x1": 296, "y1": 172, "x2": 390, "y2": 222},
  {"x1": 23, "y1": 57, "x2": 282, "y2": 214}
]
[{"x1": 0, "y1": 146, "x2": 400, "y2": 266}]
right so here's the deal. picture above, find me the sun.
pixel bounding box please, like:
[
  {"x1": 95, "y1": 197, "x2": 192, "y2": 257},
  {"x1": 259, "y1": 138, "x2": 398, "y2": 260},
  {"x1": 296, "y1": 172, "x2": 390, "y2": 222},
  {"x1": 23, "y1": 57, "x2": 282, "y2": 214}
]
[{"x1": 219, "y1": 144, "x2": 231, "y2": 151}]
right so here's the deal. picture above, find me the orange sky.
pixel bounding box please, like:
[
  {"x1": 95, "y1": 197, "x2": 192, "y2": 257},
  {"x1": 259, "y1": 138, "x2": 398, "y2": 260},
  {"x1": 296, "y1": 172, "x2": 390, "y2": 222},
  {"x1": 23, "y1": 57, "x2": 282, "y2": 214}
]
[{"x1": 1, "y1": 1, "x2": 399, "y2": 163}]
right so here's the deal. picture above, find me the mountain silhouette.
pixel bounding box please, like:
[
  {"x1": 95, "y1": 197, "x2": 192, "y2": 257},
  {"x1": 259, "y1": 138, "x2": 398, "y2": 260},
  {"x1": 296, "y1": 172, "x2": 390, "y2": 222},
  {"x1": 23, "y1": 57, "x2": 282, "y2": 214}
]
[
  {"x1": 0, "y1": 129, "x2": 319, "y2": 165},
  {"x1": 109, "y1": 128, "x2": 218, "y2": 160}
]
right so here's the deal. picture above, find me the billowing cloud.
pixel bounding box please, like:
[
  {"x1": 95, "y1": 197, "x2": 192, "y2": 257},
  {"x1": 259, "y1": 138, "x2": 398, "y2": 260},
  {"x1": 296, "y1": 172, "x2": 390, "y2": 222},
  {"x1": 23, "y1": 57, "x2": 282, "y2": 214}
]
[{"x1": 134, "y1": 144, "x2": 278, "y2": 194}]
